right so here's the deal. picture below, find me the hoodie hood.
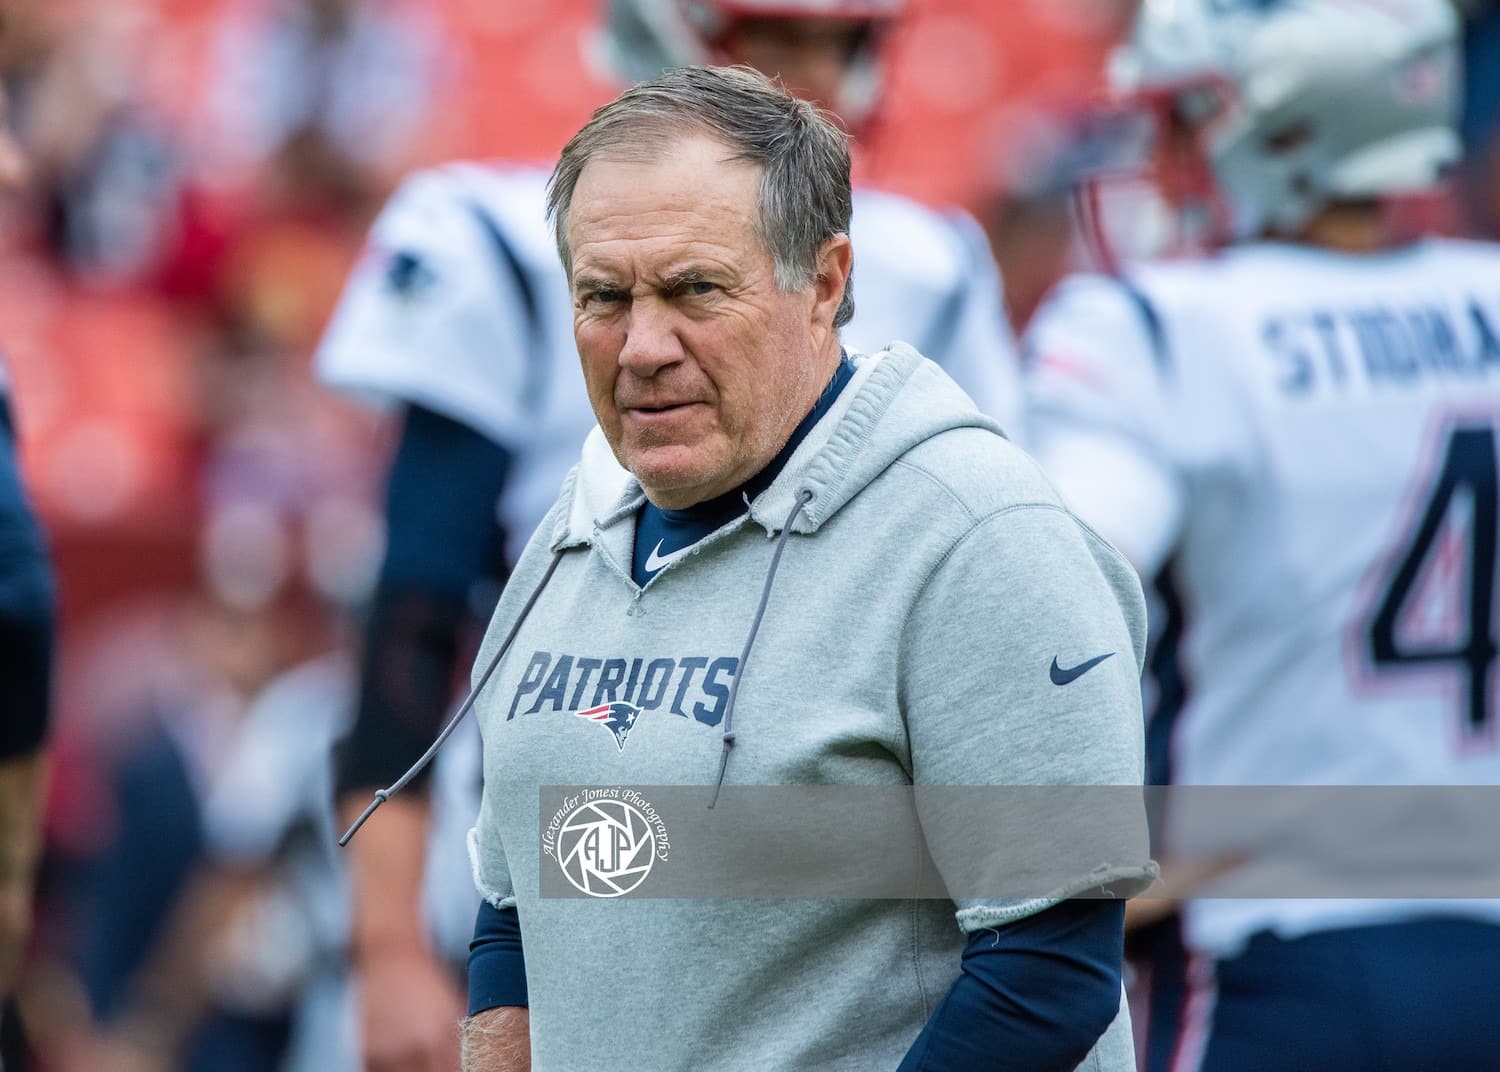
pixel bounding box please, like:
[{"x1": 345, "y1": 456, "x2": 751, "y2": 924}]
[{"x1": 549, "y1": 342, "x2": 1005, "y2": 551}]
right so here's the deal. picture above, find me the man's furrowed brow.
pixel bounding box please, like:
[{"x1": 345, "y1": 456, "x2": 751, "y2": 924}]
[
  {"x1": 661, "y1": 268, "x2": 707, "y2": 291},
  {"x1": 573, "y1": 274, "x2": 621, "y2": 296}
]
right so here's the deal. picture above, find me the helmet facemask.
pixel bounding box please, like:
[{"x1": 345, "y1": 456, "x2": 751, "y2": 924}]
[{"x1": 1074, "y1": 76, "x2": 1238, "y2": 272}]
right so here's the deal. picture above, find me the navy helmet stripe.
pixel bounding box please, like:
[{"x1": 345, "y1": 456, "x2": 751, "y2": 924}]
[
  {"x1": 464, "y1": 200, "x2": 549, "y2": 415},
  {"x1": 1116, "y1": 274, "x2": 1174, "y2": 377}
]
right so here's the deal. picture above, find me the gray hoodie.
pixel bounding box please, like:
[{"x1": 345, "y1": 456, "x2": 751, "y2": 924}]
[{"x1": 468, "y1": 344, "x2": 1152, "y2": 1070}]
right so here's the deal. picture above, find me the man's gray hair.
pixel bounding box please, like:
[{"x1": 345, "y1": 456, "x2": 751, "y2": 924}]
[{"x1": 547, "y1": 64, "x2": 855, "y2": 327}]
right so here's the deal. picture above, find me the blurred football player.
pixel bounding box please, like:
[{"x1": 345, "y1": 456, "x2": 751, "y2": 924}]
[
  {"x1": 315, "y1": 3, "x2": 1023, "y2": 1069},
  {"x1": 0, "y1": 72, "x2": 56, "y2": 1011},
  {"x1": 1025, "y1": 0, "x2": 1500, "y2": 1069}
]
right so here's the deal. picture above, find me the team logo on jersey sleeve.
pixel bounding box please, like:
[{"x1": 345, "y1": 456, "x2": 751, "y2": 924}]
[
  {"x1": 383, "y1": 248, "x2": 437, "y2": 300},
  {"x1": 575, "y1": 701, "x2": 642, "y2": 751}
]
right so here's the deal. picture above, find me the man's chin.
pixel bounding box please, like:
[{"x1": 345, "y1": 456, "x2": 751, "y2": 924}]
[{"x1": 627, "y1": 448, "x2": 733, "y2": 509}]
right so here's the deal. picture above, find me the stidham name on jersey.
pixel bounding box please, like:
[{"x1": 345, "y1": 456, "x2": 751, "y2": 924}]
[
  {"x1": 506, "y1": 650, "x2": 739, "y2": 727},
  {"x1": 1262, "y1": 296, "x2": 1500, "y2": 396}
]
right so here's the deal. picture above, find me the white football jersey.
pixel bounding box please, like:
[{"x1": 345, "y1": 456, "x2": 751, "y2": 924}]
[
  {"x1": 316, "y1": 160, "x2": 1023, "y2": 963},
  {"x1": 1026, "y1": 239, "x2": 1500, "y2": 957}
]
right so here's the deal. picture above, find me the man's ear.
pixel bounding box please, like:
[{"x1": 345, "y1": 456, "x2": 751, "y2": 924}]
[{"x1": 811, "y1": 234, "x2": 853, "y2": 328}]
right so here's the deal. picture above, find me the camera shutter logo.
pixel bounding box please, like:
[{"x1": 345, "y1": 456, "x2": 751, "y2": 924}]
[{"x1": 557, "y1": 798, "x2": 658, "y2": 897}]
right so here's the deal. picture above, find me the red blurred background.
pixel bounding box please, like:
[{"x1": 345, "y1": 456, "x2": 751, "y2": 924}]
[{"x1": 0, "y1": 0, "x2": 1123, "y2": 733}]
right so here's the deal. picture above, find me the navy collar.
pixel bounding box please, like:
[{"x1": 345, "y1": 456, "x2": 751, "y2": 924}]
[{"x1": 632, "y1": 351, "x2": 855, "y2": 584}]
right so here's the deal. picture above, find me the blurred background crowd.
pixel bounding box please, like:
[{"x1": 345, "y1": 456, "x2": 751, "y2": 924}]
[{"x1": 1, "y1": 0, "x2": 1498, "y2": 1069}]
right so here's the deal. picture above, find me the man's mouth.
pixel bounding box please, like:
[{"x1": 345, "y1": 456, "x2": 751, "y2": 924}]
[{"x1": 624, "y1": 400, "x2": 700, "y2": 415}]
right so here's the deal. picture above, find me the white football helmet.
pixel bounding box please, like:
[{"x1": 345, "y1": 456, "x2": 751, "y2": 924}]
[
  {"x1": 1090, "y1": 0, "x2": 1461, "y2": 252},
  {"x1": 599, "y1": 0, "x2": 905, "y2": 127}
]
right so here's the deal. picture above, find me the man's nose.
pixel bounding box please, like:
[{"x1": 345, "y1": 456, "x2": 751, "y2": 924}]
[{"x1": 618, "y1": 299, "x2": 684, "y2": 376}]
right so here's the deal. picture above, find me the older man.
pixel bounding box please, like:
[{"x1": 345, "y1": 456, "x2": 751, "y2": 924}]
[
  {"x1": 458, "y1": 66, "x2": 1150, "y2": 1071},
  {"x1": 319, "y1": 6, "x2": 1020, "y2": 1061},
  {"x1": 320, "y1": 7, "x2": 1021, "y2": 1063}
]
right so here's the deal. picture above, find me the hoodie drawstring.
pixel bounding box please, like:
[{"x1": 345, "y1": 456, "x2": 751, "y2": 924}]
[
  {"x1": 709, "y1": 489, "x2": 814, "y2": 809},
  {"x1": 339, "y1": 550, "x2": 565, "y2": 845}
]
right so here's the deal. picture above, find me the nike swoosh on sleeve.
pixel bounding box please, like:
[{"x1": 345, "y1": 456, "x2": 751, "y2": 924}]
[{"x1": 1049, "y1": 652, "x2": 1116, "y2": 686}]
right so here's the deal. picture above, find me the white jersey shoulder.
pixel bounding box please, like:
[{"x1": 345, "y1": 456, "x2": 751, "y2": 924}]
[
  {"x1": 316, "y1": 161, "x2": 596, "y2": 563},
  {"x1": 316, "y1": 161, "x2": 564, "y2": 446},
  {"x1": 848, "y1": 188, "x2": 1021, "y2": 435},
  {"x1": 1026, "y1": 239, "x2": 1500, "y2": 954}
]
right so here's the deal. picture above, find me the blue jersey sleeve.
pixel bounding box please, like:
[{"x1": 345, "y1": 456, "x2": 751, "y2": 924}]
[
  {"x1": 379, "y1": 403, "x2": 513, "y2": 598},
  {"x1": 897, "y1": 899, "x2": 1125, "y2": 1071},
  {"x1": 335, "y1": 403, "x2": 512, "y2": 795}
]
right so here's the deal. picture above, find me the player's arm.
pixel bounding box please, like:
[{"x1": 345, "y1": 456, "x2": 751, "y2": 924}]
[
  {"x1": 899, "y1": 496, "x2": 1155, "y2": 1067},
  {"x1": 324, "y1": 169, "x2": 533, "y2": 821},
  {"x1": 0, "y1": 397, "x2": 56, "y2": 997},
  {"x1": 337, "y1": 403, "x2": 512, "y2": 800},
  {"x1": 318, "y1": 165, "x2": 543, "y2": 1071},
  {"x1": 338, "y1": 403, "x2": 512, "y2": 1072},
  {"x1": 1023, "y1": 273, "x2": 1187, "y2": 578}
]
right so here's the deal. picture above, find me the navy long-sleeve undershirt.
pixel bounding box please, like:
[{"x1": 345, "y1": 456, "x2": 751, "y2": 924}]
[
  {"x1": 897, "y1": 899, "x2": 1125, "y2": 1071},
  {"x1": 467, "y1": 899, "x2": 1125, "y2": 1067},
  {"x1": 467, "y1": 901, "x2": 527, "y2": 1015}
]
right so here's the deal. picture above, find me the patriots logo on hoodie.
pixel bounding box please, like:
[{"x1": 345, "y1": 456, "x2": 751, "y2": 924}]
[{"x1": 575, "y1": 701, "x2": 642, "y2": 751}]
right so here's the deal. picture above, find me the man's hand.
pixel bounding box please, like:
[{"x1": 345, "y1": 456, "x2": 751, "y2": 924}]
[
  {"x1": 0, "y1": 752, "x2": 46, "y2": 997},
  {"x1": 341, "y1": 793, "x2": 463, "y2": 1072},
  {"x1": 357, "y1": 945, "x2": 465, "y2": 1072},
  {"x1": 0, "y1": 872, "x2": 34, "y2": 994},
  {"x1": 460, "y1": 1006, "x2": 530, "y2": 1072}
]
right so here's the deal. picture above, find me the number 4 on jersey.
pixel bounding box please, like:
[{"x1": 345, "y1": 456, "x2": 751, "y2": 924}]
[{"x1": 1366, "y1": 422, "x2": 1498, "y2": 739}]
